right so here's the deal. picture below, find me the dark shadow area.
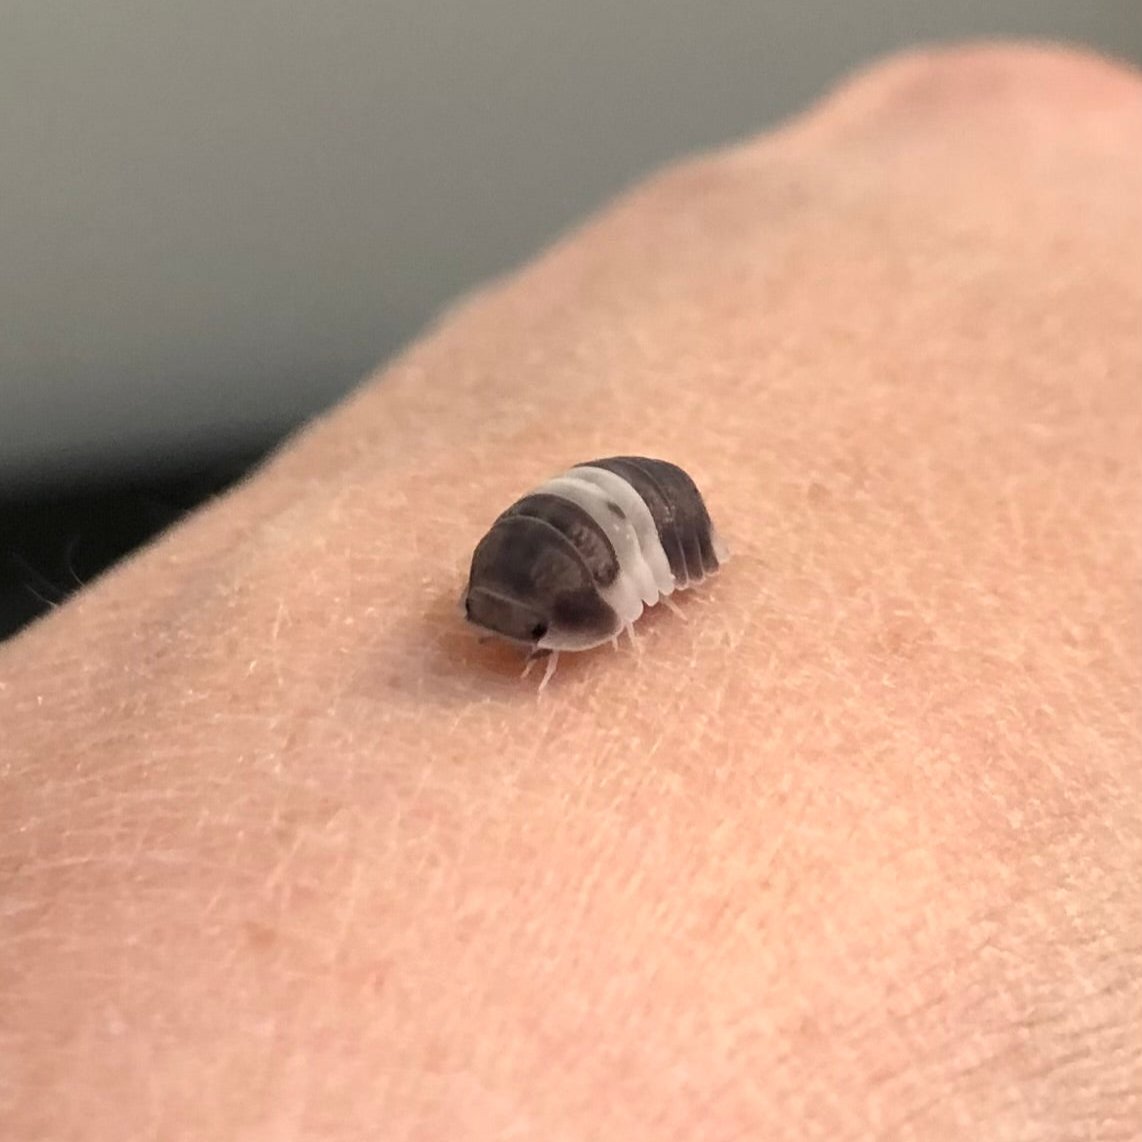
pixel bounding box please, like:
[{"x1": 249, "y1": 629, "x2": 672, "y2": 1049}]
[{"x1": 0, "y1": 454, "x2": 264, "y2": 642}]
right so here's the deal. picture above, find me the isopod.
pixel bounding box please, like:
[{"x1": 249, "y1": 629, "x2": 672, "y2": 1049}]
[{"x1": 462, "y1": 456, "x2": 728, "y2": 688}]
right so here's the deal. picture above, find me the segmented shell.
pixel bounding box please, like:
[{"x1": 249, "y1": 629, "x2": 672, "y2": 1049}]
[{"x1": 463, "y1": 456, "x2": 727, "y2": 654}]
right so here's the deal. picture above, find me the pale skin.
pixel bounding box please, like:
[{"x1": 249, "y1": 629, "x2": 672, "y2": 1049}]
[{"x1": 2, "y1": 44, "x2": 1140, "y2": 1141}]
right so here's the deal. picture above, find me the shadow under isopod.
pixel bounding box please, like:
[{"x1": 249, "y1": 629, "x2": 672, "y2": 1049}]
[
  {"x1": 365, "y1": 584, "x2": 600, "y2": 709},
  {"x1": 377, "y1": 577, "x2": 708, "y2": 710}
]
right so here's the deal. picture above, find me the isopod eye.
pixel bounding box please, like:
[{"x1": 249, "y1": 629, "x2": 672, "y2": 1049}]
[{"x1": 530, "y1": 622, "x2": 548, "y2": 641}]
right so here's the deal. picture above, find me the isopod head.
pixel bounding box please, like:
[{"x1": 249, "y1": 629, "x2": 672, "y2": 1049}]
[{"x1": 462, "y1": 513, "x2": 622, "y2": 652}]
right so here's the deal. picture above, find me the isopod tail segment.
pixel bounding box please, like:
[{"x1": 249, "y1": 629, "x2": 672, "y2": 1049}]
[{"x1": 462, "y1": 455, "x2": 728, "y2": 686}]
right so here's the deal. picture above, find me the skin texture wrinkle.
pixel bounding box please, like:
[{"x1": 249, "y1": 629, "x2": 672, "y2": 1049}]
[{"x1": 1, "y1": 42, "x2": 1141, "y2": 1141}]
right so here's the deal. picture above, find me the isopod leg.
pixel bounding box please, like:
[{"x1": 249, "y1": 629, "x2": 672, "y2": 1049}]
[{"x1": 538, "y1": 650, "x2": 560, "y2": 692}]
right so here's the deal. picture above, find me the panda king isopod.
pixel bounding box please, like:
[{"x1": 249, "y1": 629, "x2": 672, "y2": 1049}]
[{"x1": 462, "y1": 456, "x2": 728, "y2": 688}]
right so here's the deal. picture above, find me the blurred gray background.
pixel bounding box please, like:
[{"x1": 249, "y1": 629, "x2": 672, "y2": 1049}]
[{"x1": 3, "y1": 1, "x2": 1141, "y2": 494}]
